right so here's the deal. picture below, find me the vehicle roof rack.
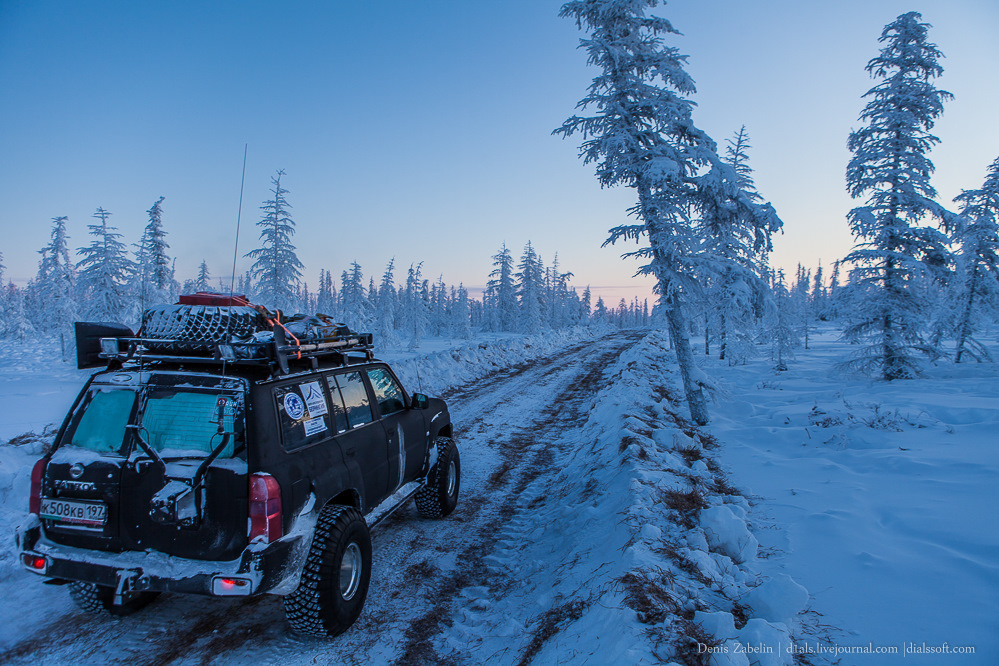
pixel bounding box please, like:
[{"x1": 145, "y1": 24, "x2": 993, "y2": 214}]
[{"x1": 76, "y1": 295, "x2": 374, "y2": 377}]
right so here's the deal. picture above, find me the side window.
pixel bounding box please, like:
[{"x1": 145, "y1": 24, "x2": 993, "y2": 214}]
[
  {"x1": 367, "y1": 368, "x2": 406, "y2": 417},
  {"x1": 323, "y1": 374, "x2": 350, "y2": 434},
  {"x1": 274, "y1": 380, "x2": 332, "y2": 451},
  {"x1": 332, "y1": 371, "x2": 374, "y2": 429}
]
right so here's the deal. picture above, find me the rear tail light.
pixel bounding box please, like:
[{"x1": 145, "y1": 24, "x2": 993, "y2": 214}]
[
  {"x1": 212, "y1": 576, "x2": 252, "y2": 595},
  {"x1": 248, "y1": 473, "x2": 282, "y2": 543},
  {"x1": 21, "y1": 553, "x2": 48, "y2": 574},
  {"x1": 29, "y1": 459, "x2": 46, "y2": 515}
]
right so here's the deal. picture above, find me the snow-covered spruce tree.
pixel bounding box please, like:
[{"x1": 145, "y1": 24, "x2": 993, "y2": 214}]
[
  {"x1": 340, "y1": 261, "x2": 369, "y2": 328},
  {"x1": 245, "y1": 169, "x2": 304, "y2": 312},
  {"x1": 951, "y1": 157, "x2": 999, "y2": 362},
  {"x1": 765, "y1": 269, "x2": 797, "y2": 372},
  {"x1": 194, "y1": 260, "x2": 212, "y2": 292},
  {"x1": 28, "y1": 216, "x2": 79, "y2": 347},
  {"x1": 700, "y1": 126, "x2": 783, "y2": 364},
  {"x1": 3, "y1": 281, "x2": 32, "y2": 341},
  {"x1": 557, "y1": 0, "x2": 755, "y2": 424},
  {"x1": 76, "y1": 208, "x2": 135, "y2": 324},
  {"x1": 374, "y1": 259, "x2": 399, "y2": 346},
  {"x1": 485, "y1": 243, "x2": 517, "y2": 332},
  {"x1": 452, "y1": 283, "x2": 473, "y2": 339},
  {"x1": 134, "y1": 197, "x2": 175, "y2": 309},
  {"x1": 843, "y1": 12, "x2": 953, "y2": 379},
  {"x1": 516, "y1": 241, "x2": 545, "y2": 334}
]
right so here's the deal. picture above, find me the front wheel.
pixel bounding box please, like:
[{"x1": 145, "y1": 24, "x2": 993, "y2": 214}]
[
  {"x1": 284, "y1": 505, "x2": 372, "y2": 636},
  {"x1": 415, "y1": 437, "x2": 460, "y2": 519}
]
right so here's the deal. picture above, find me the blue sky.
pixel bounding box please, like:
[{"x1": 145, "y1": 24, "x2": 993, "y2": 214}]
[{"x1": 1, "y1": 0, "x2": 997, "y2": 305}]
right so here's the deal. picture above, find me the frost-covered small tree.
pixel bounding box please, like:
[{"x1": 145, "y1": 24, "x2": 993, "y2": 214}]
[
  {"x1": 245, "y1": 169, "x2": 304, "y2": 311},
  {"x1": 194, "y1": 260, "x2": 212, "y2": 292},
  {"x1": 485, "y1": 243, "x2": 517, "y2": 332},
  {"x1": 134, "y1": 197, "x2": 175, "y2": 308},
  {"x1": 701, "y1": 126, "x2": 783, "y2": 364},
  {"x1": 451, "y1": 283, "x2": 473, "y2": 339},
  {"x1": 951, "y1": 157, "x2": 999, "y2": 362},
  {"x1": 556, "y1": 0, "x2": 755, "y2": 424},
  {"x1": 765, "y1": 270, "x2": 797, "y2": 372},
  {"x1": 28, "y1": 216, "x2": 78, "y2": 347},
  {"x1": 516, "y1": 242, "x2": 545, "y2": 334},
  {"x1": 76, "y1": 208, "x2": 135, "y2": 324},
  {"x1": 374, "y1": 259, "x2": 398, "y2": 346},
  {"x1": 340, "y1": 261, "x2": 369, "y2": 327},
  {"x1": 843, "y1": 12, "x2": 953, "y2": 379}
]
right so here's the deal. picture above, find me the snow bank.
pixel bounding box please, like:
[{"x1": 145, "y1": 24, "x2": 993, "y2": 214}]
[{"x1": 383, "y1": 326, "x2": 609, "y2": 396}]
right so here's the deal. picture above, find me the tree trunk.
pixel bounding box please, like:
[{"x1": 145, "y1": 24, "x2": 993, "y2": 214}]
[
  {"x1": 704, "y1": 314, "x2": 710, "y2": 356},
  {"x1": 665, "y1": 295, "x2": 709, "y2": 425},
  {"x1": 719, "y1": 313, "x2": 727, "y2": 361},
  {"x1": 954, "y1": 267, "x2": 977, "y2": 363}
]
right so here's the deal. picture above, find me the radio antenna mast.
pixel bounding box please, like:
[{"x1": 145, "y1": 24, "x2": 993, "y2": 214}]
[
  {"x1": 219, "y1": 144, "x2": 248, "y2": 385},
  {"x1": 228, "y1": 143, "x2": 248, "y2": 301}
]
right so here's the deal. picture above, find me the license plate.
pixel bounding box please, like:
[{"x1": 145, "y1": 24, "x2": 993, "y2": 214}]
[{"x1": 40, "y1": 498, "x2": 107, "y2": 527}]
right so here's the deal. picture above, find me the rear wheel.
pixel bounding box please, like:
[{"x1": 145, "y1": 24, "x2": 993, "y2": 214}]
[
  {"x1": 415, "y1": 437, "x2": 460, "y2": 519},
  {"x1": 68, "y1": 581, "x2": 159, "y2": 616},
  {"x1": 284, "y1": 505, "x2": 372, "y2": 636}
]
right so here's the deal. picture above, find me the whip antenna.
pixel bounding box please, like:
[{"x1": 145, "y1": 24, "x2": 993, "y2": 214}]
[
  {"x1": 228, "y1": 143, "x2": 248, "y2": 300},
  {"x1": 219, "y1": 144, "x2": 248, "y2": 382}
]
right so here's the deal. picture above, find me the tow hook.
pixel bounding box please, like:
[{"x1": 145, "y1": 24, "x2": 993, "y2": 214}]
[{"x1": 113, "y1": 569, "x2": 141, "y2": 605}]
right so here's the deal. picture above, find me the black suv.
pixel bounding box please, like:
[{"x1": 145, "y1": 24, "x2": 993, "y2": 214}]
[{"x1": 16, "y1": 295, "x2": 460, "y2": 636}]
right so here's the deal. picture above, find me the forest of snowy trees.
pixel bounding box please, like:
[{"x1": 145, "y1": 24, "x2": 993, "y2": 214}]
[
  {"x1": 0, "y1": 6, "x2": 996, "y2": 409},
  {"x1": 0, "y1": 169, "x2": 653, "y2": 355}
]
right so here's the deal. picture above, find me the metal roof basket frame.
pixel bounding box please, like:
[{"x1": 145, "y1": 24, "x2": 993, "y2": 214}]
[{"x1": 75, "y1": 298, "x2": 374, "y2": 377}]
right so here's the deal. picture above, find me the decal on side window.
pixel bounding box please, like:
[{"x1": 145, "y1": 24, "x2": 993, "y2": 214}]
[{"x1": 275, "y1": 383, "x2": 332, "y2": 451}]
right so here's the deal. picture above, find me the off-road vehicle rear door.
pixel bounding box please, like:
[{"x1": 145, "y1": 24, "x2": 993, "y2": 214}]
[{"x1": 116, "y1": 375, "x2": 249, "y2": 561}]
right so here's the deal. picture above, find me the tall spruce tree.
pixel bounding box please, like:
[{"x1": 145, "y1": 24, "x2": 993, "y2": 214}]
[
  {"x1": 556, "y1": 0, "x2": 750, "y2": 424},
  {"x1": 485, "y1": 243, "x2": 517, "y2": 332},
  {"x1": 516, "y1": 241, "x2": 545, "y2": 334},
  {"x1": 246, "y1": 169, "x2": 304, "y2": 311},
  {"x1": 134, "y1": 196, "x2": 174, "y2": 308},
  {"x1": 844, "y1": 12, "x2": 953, "y2": 379},
  {"x1": 30, "y1": 216, "x2": 78, "y2": 342},
  {"x1": 76, "y1": 208, "x2": 135, "y2": 323},
  {"x1": 951, "y1": 157, "x2": 999, "y2": 362}
]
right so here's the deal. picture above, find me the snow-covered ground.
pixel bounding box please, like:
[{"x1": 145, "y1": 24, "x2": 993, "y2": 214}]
[
  {"x1": 0, "y1": 326, "x2": 996, "y2": 664},
  {"x1": 704, "y1": 327, "x2": 999, "y2": 663}
]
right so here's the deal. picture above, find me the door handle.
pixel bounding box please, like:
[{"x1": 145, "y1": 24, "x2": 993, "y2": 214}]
[{"x1": 345, "y1": 447, "x2": 356, "y2": 457}]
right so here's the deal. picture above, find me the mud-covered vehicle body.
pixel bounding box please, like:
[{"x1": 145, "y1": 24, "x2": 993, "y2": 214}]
[{"x1": 16, "y1": 295, "x2": 460, "y2": 635}]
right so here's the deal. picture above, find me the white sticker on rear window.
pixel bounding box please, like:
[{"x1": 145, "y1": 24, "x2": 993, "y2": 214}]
[
  {"x1": 301, "y1": 381, "x2": 328, "y2": 417},
  {"x1": 302, "y1": 416, "x2": 328, "y2": 437}
]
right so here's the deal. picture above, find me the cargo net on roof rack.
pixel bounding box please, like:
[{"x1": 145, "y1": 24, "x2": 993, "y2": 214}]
[{"x1": 139, "y1": 305, "x2": 267, "y2": 355}]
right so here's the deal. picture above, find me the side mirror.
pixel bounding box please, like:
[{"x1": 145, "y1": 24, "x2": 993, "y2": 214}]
[{"x1": 411, "y1": 393, "x2": 429, "y2": 410}]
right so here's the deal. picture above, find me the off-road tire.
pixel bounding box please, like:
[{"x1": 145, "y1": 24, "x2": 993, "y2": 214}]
[
  {"x1": 68, "y1": 581, "x2": 159, "y2": 616},
  {"x1": 284, "y1": 505, "x2": 372, "y2": 637},
  {"x1": 415, "y1": 437, "x2": 460, "y2": 519}
]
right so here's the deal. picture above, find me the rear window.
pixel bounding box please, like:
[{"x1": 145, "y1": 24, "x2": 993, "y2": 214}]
[
  {"x1": 141, "y1": 390, "x2": 240, "y2": 458},
  {"x1": 63, "y1": 388, "x2": 135, "y2": 453}
]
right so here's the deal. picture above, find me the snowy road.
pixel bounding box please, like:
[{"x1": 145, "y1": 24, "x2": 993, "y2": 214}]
[{"x1": 0, "y1": 331, "x2": 647, "y2": 665}]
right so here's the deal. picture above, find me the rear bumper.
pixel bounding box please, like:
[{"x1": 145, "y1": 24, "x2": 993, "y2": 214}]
[{"x1": 17, "y1": 525, "x2": 305, "y2": 596}]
